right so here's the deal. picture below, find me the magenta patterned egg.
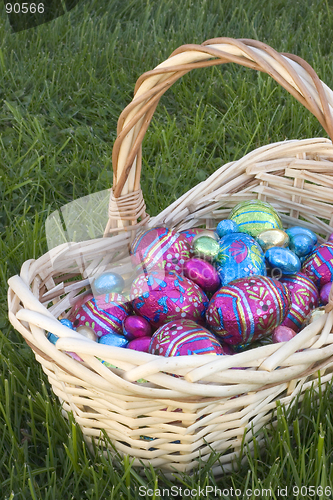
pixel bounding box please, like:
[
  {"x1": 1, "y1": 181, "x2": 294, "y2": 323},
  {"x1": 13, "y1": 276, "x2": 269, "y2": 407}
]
[
  {"x1": 130, "y1": 270, "x2": 209, "y2": 328},
  {"x1": 183, "y1": 258, "x2": 221, "y2": 293},
  {"x1": 130, "y1": 226, "x2": 190, "y2": 273},
  {"x1": 301, "y1": 242, "x2": 333, "y2": 288},
  {"x1": 206, "y1": 276, "x2": 291, "y2": 346},
  {"x1": 280, "y1": 273, "x2": 318, "y2": 332},
  {"x1": 70, "y1": 293, "x2": 131, "y2": 338},
  {"x1": 148, "y1": 319, "x2": 229, "y2": 356}
]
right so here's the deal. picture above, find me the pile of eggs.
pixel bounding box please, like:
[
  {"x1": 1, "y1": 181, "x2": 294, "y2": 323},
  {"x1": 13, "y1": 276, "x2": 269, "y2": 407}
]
[{"x1": 47, "y1": 199, "x2": 333, "y2": 360}]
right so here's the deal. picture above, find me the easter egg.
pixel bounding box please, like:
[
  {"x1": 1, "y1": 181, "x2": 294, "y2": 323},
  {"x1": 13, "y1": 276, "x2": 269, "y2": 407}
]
[
  {"x1": 192, "y1": 230, "x2": 218, "y2": 243},
  {"x1": 265, "y1": 247, "x2": 301, "y2": 275},
  {"x1": 123, "y1": 315, "x2": 152, "y2": 340},
  {"x1": 272, "y1": 325, "x2": 297, "y2": 343},
  {"x1": 70, "y1": 293, "x2": 131, "y2": 337},
  {"x1": 92, "y1": 272, "x2": 125, "y2": 295},
  {"x1": 206, "y1": 276, "x2": 291, "y2": 346},
  {"x1": 130, "y1": 226, "x2": 190, "y2": 273},
  {"x1": 183, "y1": 258, "x2": 221, "y2": 293},
  {"x1": 319, "y1": 282, "x2": 332, "y2": 305},
  {"x1": 98, "y1": 333, "x2": 128, "y2": 348},
  {"x1": 148, "y1": 319, "x2": 229, "y2": 356},
  {"x1": 301, "y1": 242, "x2": 333, "y2": 288},
  {"x1": 256, "y1": 229, "x2": 289, "y2": 252},
  {"x1": 286, "y1": 226, "x2": 317, "y2": 246},
  {"x1": 127, "y1": 336, "x2": 152, "y2": 352},
  {"x1": 180, "y1": 228, "x2": 206, "y2": 245},
  {"x1": 289, "y1": 233, "x2": 315, "y2": 258},
  {"x1": 76, "y1": 325, "x2": 98, "y2": 342},
  {"x1": 228, "y1": 200, "x2": 283, "y2": 238},
  {"x1": 216, "y1": 219, "x2": 239, "y2": 238},
  {"x1": 60, "y1": 318, "x2": 74, "y2": 329},
  {"x1": 328, "y1": 233, "x2": 333, "y2": 242},
  {"x1": 191, "y1": 236, "x2": 220, "y2": 261},
  {"x1": 215, "y1": 233, "x2": 266, "y2": 286},
  {"x1": 130, "y1": 270, "x2": 209, "y2": 328},
  {"x1": 280, "y1": 273, "x2": 318, "y2": 332}
]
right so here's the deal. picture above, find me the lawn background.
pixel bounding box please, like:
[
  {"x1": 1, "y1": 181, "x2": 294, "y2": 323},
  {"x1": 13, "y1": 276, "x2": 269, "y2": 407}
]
[{"x1": 1, "y1": 0, "x2": 333, "y2": 498}]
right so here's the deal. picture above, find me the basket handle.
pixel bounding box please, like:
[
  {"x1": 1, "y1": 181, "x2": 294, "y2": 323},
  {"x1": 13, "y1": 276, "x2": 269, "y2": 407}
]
[{"x1": 105, "y1": 37, "x2": 333, "y2": 234}]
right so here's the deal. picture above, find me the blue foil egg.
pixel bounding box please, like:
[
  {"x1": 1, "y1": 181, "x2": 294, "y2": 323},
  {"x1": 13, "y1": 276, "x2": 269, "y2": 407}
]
[
  {"x1": 98, "y1": 333, "x2": 129, "y2": 348},
  {"x1": 60, "y1": 318, "x2": 74, "y2": 329},
  {"x1": 215, "y1": 233, "x2": 266, "y2": 286},
  {"x1": 93, "y1": 272, "x2": 125, "y2": 295},
  {"x1": 265, "y1": 247, "x2": 301, "y2": 275},
  {"x1": 286, "y1": 226, "x2": 317, "y2": 246},
  {"x1": 47, "y1": 332, "x2": 59, "y2": 344},
  {"x1": 289, "y1": 233, "x2": 315, "y2": 257},
  {"x1": 216, "y1": 220, "x2": 239, "y2": 239}
]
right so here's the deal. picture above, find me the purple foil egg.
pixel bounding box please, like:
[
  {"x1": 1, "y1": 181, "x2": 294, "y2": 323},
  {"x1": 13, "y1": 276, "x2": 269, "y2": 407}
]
[
  {"x1": 148, "y1": 319, "x2": 229, "y2": 356},
  {"x1": 70, "y1": 293, "x2": 131, "y2": 338},
  {"x1": 206, "y1": 276, "x2": 291, "y2": 346},
  {"x1": 272, "y1": 325, "x2": 297, "y2": 343},
  {"x1": 130, "y1": 270, "x2": 208, "y2": 329},
  {"x1": 183, "y1": 258, "x2": 221, "y2": 293},
  {"x1": 123, "y1": 315, "x2": 152, "y2": 340},
  {"x1": 280, "y1": 273, "x2": 318, "y2": 332},
  {"x1": 328, "y1": 233, "x2": 333, "y2": 242},
  {"x1": 320, "y1": 282, "x2": 333, "y2": 305},
  {"x1": 127, "y1": 336, "x2": 152, "y2": 352}
]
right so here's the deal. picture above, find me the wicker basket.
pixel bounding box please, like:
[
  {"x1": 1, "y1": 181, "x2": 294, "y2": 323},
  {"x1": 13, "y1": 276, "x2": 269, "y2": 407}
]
[{"x1": 7, "y1": 37, "x2": 333, "y2": 476}]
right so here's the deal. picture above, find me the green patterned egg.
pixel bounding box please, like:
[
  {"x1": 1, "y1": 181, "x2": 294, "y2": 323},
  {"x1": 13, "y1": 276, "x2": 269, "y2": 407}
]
[{"x1": 229, "y1": 200, "x2": 283, "y2": 238}]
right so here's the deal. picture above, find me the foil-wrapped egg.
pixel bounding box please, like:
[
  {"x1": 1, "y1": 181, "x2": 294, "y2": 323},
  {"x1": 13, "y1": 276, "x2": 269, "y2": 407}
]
[
  {"x1": 148, "y1": 319, "x2": 230, "y2": 356},
  {"x1": 272, "y1": 325, "x2": 297, "y2": 343},
  {"x1": 183, "y1": 258, "x2": 220, "y2": 293},
  {"x1": 130, "y1": 226, "x2": 190, "y2": 273},
  {"x1": 206, "y1": 276, "x2": 291, "y2": 346},
  {"x1": 280, "y1": 273, "x2": 318, "y2": 332},
  {"x1": 122, "y1": 315, "x2": 152, "y2": 340},
  {"x1": 228, "y1": 199, "x2": 283, "y2": 237},
  {"x1": 302, "y1": 242, "x2": 333, "y2": 288},
  {"x1": 70, "y1": 293, "x2": 131, "y2": 338},
  {"x1": 215, "y1": 232, "x2": 266, "y2": 286},
  {"x1": 256, "y1": 228, "x2": 289, "y2": 252},
  {"x1": 130, "y1": 270, "x2": 208, "y2": 328}
]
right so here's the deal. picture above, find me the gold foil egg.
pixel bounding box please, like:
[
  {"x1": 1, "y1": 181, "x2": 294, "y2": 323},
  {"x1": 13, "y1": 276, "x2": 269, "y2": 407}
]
[
  {"x1": 256, "y1": 228, "x2": 289, "y2": 252},
  {"x1": 76, "y1": 325, "x2": 98, "y2": 342}
]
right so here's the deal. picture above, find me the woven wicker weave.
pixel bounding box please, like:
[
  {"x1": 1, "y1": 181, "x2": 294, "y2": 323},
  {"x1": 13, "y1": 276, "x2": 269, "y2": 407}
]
[{"x1": 7, "y1": 38, "x2": 333, "y2": 476}]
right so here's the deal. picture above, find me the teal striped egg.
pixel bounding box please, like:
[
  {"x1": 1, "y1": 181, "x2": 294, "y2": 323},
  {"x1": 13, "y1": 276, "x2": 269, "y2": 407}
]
[{"x1": 229, "y1": 200, "x2": 283, "y2": 238}]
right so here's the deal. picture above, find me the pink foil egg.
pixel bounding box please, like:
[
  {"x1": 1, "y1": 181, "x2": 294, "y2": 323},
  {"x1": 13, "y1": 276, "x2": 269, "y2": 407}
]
[
  {"x1": 272, "y1": 325, "x2": 297, "y2": 343},
  {"x1": 130, "y1": 226, "x2": 190, "y2": 273},
  {"x1": 206, "y1": 276, "x2": 291, "y2": 346},
  {"x1": 183, "y1": 258, "x2": 221, "y2": 293},
  {"x1": 320, "y1": 281, "x2": 332, "y2": 305},
  {"x1": 70, "y1": 293, "x2": 131, "y2": 338},
  {"x1": 127, "y1": 336, "x2": 152, "y2": 352},
  {"x1": 301, "y1": 242, "x2": 333, "y2": 288},
  {"x1": 130, "y1": 270, "x2": 209, "y2": 329},
  {"x1": 280, "y1": 273, "x2": 318, "y2": 332},
  {"x1": 148, "y1": 319, "x2": 229, "y2": 356},
  {"x1": 123, "y1": 315, "x2": 152, "y2": 340}
]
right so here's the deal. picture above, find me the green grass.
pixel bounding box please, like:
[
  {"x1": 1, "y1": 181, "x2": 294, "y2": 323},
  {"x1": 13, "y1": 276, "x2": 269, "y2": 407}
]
[{"x1": 2, "y1": 0, "x2": 333, "y2": 497}]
